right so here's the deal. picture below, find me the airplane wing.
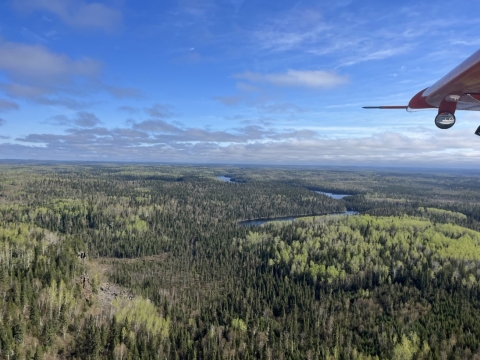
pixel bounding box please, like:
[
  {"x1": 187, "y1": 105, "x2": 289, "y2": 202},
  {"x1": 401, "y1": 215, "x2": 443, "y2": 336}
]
[
  {"x1": 420, "y1": 49, "x2": 480, "y2": 108},
  {"x1": 363, "y1": 48, "x2": 480, "y2": 135},
  {"x1": 456, "y1": 93, "x2": 480, "y2": 111}
]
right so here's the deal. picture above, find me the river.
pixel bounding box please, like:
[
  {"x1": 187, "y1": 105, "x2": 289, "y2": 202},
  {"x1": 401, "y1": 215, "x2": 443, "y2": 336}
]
[
  {"x1": 217, "y1": 176, "x2": 235, "y2": 183},
  {"x1": 238, "y1": 211, "x2": 359, "y2": 227},
  {"x1": 218, "y1": 176, "x2": 351, "y2": 200},
  {"x1": 314, "y1": 191, "x2": 350, "y2": 199},
  {"x1": 217, "y1": 176, "x2": 357, "y2": 225}
]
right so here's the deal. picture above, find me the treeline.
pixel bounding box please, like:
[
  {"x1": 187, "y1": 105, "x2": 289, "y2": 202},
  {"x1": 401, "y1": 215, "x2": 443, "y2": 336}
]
[{"x1": 344, "y1": 194, "x2": 480, "y2": 232}]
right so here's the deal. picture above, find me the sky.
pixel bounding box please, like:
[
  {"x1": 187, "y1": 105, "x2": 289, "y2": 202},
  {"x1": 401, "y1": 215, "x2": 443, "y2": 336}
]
[{"x1": 1, "y1": 0, "x2": 480, "y2": 167}]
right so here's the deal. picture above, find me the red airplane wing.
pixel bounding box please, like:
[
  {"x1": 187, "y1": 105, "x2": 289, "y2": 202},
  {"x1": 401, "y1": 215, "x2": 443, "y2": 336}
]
[
  {"x1": 363, "y1": 48, "x2": 480, "y2": 135},
  {"x1": 365, "y1": 49, "x2": 480, "y2": 111},
  {"x1": 420, "y1": 49, "x2": 480, "y2": 109}
]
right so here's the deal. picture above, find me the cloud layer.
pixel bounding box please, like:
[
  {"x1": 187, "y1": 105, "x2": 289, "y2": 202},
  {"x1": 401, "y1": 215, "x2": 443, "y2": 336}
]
[
  {"x1": 44, "y1": 111, "x2": 101, "y2": 127},
  {"x1": 0, "y1": 110, "x2": 476, "y2": 167}
]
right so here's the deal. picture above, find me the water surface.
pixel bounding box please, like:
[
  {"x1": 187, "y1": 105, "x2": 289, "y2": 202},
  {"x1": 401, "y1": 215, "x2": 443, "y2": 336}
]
[
  {"x1": 315, "y1": 191, "x2": 350, "y2": 199},
  {"x1": 217, "y1": 176, "x2": 234, "y2": 182},
  {"x1": 239, "y1": 211, "x2": 358, "y2": 227}
]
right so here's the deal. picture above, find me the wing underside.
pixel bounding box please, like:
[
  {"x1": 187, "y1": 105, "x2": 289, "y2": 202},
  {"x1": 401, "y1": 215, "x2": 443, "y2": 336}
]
[{"x1": 456, "y1": 94, "x2": 480, "y2": 111}]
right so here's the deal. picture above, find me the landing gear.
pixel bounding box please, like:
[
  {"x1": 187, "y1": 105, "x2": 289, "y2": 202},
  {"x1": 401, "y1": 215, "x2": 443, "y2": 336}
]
[
  {"x1": 435, "y1": 112, "x2": 456, "y2": 129},
  {"x1": 435, "y1": 98, "x2": 457, "y2": 130}
]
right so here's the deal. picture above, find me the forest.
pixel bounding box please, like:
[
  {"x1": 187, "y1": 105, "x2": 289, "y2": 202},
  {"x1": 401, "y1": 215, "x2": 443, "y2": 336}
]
[{"x1": 1, "y1": 162, "x2": 480, "y2": 359}]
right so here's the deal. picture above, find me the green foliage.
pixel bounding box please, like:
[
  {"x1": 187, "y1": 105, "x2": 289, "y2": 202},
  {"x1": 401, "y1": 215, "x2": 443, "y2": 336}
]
[
  {"x1": 231, "y1": 318, "x2": 247, "y2": 332},
  {"x1": 0, "y1": 221, "x2": 85, "y2": 356},
  {"x1": 113, "y1": 297, "x2": 170, "y2": 338},
  {"x1": 421, "y1": 207, "x2": 467, "y2": 221},
  {"x1": 2, "y1": 164, "x2": 480, "y2": 358},
  {"x1": 392, "y1": 333, "x2": 420, "y2": 360},
  {"x1": 260, "y1": 215, "x2": 480, "y2": 286}
]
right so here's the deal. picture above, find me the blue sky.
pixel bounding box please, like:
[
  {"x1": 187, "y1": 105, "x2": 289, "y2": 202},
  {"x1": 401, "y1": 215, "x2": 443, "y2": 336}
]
[{"x1": 1, "y1": 0, "x2": 480, "y2": 166}]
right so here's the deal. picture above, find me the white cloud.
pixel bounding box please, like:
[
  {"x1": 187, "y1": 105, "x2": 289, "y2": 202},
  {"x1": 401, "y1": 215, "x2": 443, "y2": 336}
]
[
  {"x1": 4, "y1": 116, "x2": 480, "y2": 167},
  {"x1": 104, "y1": 85, "x2": 142, "y2": 99},
  {"x1": 0, "y1": 83, "x2": 49, "y2": 98},
  {"x1": 0, "y1": 41, "x2": 100, "y2": 81},
  {"x1": 339, "y1": 45, "x2": 413, "y2": 67},
  {"x1": 43, "y1": 111, "x2": 101, "y2": 127},
  {"x1": 251, "y1": 8, "x2": 328, "y2": 52},
  {"x1": 235, "y1": 70, "x2": 348, "y2": 89},
  {"x1": 0, "y1": 99, "x2": 19, "y2": 112},
  {"x1": 74, "y1": 112, "x2": 101, "y2": 127},
  {"x1": 145, "y1": 104, "x2": 175, "y2": 119},
  {"x1": 13, "y1": 0, "x2": 123, "y2": 33},
  {"x1": 214, "y1": 96, "x2": 244, "y2": 106},
  {"x1": 0, "y1": 41, "x2": 139, "y2": 107}
]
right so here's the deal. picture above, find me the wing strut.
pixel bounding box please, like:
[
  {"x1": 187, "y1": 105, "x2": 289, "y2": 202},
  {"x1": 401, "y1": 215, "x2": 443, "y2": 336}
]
[{"x1": 362, "y1": 106, "x2": 408, "y2": 109}]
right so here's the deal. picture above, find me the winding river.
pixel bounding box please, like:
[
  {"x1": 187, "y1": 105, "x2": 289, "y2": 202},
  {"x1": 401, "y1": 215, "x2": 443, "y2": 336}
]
[
  {"x1": 239, "y1": 211, "x2": 358, "y2": 227},
  {"x1": 218, "y1": 177, "x2": 351, "y2": 199},
  {"x1": 216, "y1": 176, "x2": 358, "y2": 226}
]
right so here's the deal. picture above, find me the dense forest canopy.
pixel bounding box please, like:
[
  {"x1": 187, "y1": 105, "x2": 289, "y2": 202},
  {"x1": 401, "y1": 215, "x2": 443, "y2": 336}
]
[{"x1": 1, "y1": 162, "x2": 480, "y2": 359}]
